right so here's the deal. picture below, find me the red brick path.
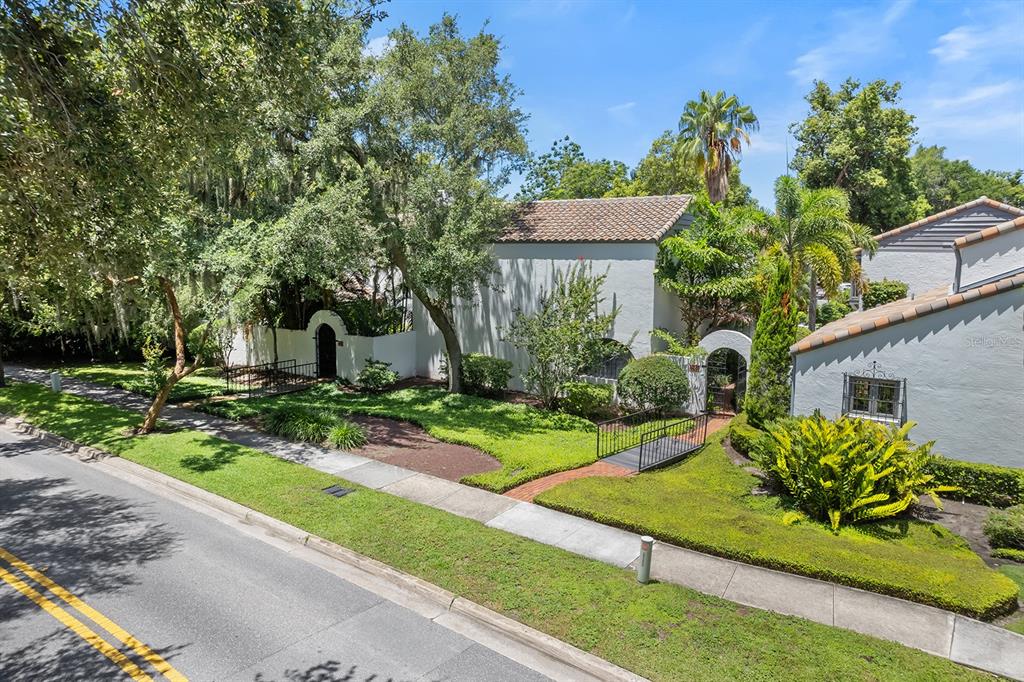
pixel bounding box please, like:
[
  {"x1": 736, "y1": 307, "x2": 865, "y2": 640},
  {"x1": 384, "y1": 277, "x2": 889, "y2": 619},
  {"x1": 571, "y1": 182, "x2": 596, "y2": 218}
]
[
  {"x1": 504, "y1": 461, "x2": 632, "y2": 502},
  {"x1": 504, "y1": 414, "x2": 734, "y2": 502}
]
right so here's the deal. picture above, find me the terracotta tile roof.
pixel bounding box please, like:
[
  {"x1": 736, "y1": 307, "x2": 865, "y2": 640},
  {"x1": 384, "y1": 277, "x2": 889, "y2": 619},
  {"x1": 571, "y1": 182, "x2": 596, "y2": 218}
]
[
  {"x1": 954, "y1": 215, "x2": 1024, "y2": 249},
  {"x1": 791, "y1": 272, "x2": 1024, "y2": 354},
  {"x1": 854, "y1": 196, "x2": 1024, "y2": 253},
  {"x1": 498, "y1": 195, "x2": 693, "y2": 243}
]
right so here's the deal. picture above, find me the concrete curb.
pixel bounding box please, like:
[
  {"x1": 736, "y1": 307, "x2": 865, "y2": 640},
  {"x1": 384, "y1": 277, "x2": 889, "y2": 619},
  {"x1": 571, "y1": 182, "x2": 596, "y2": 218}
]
[
  {"x1": 0, "y1": 414, "x2": 109, "y2": 461},
  {"x1": 4, "y1": 422, "x2": 643, "y2": 682}
]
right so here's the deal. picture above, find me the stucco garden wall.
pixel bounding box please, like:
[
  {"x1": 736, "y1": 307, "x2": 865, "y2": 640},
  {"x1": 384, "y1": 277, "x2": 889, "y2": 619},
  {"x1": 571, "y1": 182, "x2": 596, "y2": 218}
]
[
  {"x1": 958, "y1": 228, "x2": 1024, "y2": 290},
  {"x1": 791, "y1": 287, "x2": 1024, "y2": 467},
  {"x1": 414, "y1": 242, "x2": 660, "y2": 384}
]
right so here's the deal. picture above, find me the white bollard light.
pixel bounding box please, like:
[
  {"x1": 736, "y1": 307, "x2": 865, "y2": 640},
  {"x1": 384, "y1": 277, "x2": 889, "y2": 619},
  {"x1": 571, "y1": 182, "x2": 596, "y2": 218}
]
[
  {"x1": 637, "y1": 535, "x2": 654, "y2": 584},
  {"x1": 50, "y1": 372, "x2": 62, "y2": 392}
]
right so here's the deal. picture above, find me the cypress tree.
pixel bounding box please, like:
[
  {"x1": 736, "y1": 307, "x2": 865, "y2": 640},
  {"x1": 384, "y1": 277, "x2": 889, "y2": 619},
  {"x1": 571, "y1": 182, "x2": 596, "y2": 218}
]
[{"x1": 745, "y1": 256, "x2": 799, "y2": 427}]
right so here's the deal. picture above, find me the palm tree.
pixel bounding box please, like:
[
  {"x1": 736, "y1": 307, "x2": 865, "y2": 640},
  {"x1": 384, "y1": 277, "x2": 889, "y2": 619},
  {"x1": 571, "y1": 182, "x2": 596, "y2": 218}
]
[
  {"x1": 677, "y1": 91, "x2": 759, "y2": 204},
  {"x1": 768, "y1": 176, "x2": 875, "y2": 330}
]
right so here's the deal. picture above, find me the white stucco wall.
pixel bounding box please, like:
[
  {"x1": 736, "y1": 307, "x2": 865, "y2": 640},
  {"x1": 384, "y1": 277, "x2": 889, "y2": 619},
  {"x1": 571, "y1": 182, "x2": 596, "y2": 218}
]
[
  {"x1": 230, "y1": 311, "x2": 417, "y2": 382},
  {"x1": 957, "y1": 229, "x2": 1024, "y2": 290},
  {"x1": 861, "y1": 251, "x2": 954, "y2": 297},
  {"x1": 414, "y1": 242, "x2": 661, "y2": 383},
  {"x1": 792, "y1": 287, "x2": 1024, "y2": 467}
]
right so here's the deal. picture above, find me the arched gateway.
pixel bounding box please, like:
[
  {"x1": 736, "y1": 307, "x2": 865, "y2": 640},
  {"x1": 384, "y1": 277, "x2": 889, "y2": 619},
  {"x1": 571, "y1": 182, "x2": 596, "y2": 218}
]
[{"x1": 699, "y1": 330, "x2": 752, "y2": 414}]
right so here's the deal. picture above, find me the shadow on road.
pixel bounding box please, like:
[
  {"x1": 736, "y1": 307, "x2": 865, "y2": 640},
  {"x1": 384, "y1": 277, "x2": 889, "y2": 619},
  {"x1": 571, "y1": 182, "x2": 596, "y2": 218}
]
[{"x1": 254, "y1": 660, "x2": 401, "y2": 682}]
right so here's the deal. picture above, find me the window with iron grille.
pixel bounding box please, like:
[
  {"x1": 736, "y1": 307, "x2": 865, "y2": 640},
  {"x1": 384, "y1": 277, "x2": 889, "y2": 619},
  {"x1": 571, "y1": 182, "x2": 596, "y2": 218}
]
[{"x1": 842, "y1": 373, "x2": 906, "y2": 424}]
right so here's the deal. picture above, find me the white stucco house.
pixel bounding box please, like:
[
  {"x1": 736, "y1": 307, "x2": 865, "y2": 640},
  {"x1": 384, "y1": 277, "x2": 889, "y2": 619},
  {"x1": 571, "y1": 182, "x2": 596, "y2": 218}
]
[
  {"x1": 791, "y1": 214, "x2": 1024, "y2": 467},
  {"x1": 232, "y1": 195, "x2": 761, "y2": 394},
  {"x1": 855, "y1": 196, "x2": 1024, "y2": 299},
  {"x1": 413, "y1": 195, "x2": 695, "y2": 383}
]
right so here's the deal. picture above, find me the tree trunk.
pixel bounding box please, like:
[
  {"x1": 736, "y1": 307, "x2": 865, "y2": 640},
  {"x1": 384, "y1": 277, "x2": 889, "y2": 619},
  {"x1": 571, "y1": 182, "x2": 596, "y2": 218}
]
[
  {"x1": 389, "y1": 247, "x2": 464, "y2": 393},
  {"x1": 705, "y1": 163, "x2": 729, "y2": 204},
  {"x1": 0, "y1": 339, "x2": 6, "y2": 388},
  {"x1": 807, "y1": 267, "x2": 819, "y2": 331},
  {"x1": 140, "y1": 278, "x2": 207, "y2": 433},
  {"x1": 270, "y1": 325, "x2": 279, "y2": 367}
]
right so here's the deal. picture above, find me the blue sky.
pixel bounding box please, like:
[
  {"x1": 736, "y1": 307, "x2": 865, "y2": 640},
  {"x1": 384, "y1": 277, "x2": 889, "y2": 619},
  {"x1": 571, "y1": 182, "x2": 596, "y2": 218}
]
[{"x1": 369, "y1": 0, "x2": 1024, "y2": 208}]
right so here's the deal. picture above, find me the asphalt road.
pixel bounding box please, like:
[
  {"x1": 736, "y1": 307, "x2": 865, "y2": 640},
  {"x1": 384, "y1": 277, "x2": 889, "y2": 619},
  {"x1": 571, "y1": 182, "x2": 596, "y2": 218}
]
[{"x1": 0, "y1": 429, "x2": 550, "y2": 682}]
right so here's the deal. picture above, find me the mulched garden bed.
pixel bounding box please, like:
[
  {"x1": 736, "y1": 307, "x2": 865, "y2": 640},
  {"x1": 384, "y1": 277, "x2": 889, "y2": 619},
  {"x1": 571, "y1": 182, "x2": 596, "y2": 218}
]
[{"x1": 345, "y1": 413, "x2": 501, "y2": 482}]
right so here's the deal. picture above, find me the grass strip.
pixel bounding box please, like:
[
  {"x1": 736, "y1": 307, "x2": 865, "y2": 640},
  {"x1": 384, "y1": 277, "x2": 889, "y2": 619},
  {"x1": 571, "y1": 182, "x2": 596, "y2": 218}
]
[
  {"x1": 0, "y1": 381, "x2": 989, "y2": 681},
  {"x1": 535, "y1": 428, "x2": 1017, "y2": 620},
  {"x1": 58, "y1": 362, "x2": 230, "y2": 402}
]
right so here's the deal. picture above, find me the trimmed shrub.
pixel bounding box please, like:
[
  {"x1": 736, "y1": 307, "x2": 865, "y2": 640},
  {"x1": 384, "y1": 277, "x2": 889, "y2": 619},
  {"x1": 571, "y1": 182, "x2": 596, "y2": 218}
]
[
  {"x1": 993, "y1": 548, "x2": 1024, "y2": 563},
  {"x1": 924, "y1": 456, "x2": 1024, "y2": 508},
  {"x1": 728, "y1": 413, "x2": 765, "y2": 456},
  {"x1": 756, "y1": 416, "x2": 954, "y2": 532},
  {"x1": 559, "y1": 381, "x2": 613, "y2": 419},
  {"x1": 985, "y1": 505, "x2": 1024, "y2": 550},
  {"x1": 745, "y1": 257, "x2": 799, "y2": 428},
  {"x1": 616, "y1": 356, "x2": 689, "y2": 414},
  {"x1": 817, "y1": 299, "x2": 851, "y2": 325},
  {"x1": 863, "y1": 279, "x2": 909, "y2": 309},
  {"x1": 461, "y1": 353, "x2": 512, "y2": 396},
  {"x1": 263, "y1": 405, "x2": 336, "y2": 443},
  {"x1": 327, "y1": 421, "x2": 368, "y2": 450},
  {"x1": 357, "y1": 359, "x2": 399, "y2": 393}
]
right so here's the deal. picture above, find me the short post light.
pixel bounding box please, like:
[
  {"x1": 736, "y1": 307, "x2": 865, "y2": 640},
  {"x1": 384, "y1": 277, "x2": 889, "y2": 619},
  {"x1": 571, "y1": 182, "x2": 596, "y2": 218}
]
[
  {"x1": 50, "y1": 372, "x2": 62, "y2": 393},
  {"x1": 637, "y1": 535, "x2": 654, "y2": 584}
]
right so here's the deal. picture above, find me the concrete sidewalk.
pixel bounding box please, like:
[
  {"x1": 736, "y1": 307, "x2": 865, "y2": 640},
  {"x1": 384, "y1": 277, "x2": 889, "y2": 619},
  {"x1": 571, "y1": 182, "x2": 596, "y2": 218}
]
[{"x1": 7, "y1": 365, "x2": 1024, "y2": 679}]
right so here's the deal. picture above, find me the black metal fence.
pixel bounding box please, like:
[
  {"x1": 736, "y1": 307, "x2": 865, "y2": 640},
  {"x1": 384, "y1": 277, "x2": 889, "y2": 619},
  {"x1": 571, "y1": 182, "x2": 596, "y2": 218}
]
[
  {"x1": 841, "y1": 371, "x2": 907, "y2": 425},
  {"x1": 637, "y1": 413, "x2": 710, "y2": 471},
  {"x1": 596, "y1": 408, "x2": 660, "y2": 460},
  {"x1": 223, "y1": 359, "x2": 318, "y2": 397}
]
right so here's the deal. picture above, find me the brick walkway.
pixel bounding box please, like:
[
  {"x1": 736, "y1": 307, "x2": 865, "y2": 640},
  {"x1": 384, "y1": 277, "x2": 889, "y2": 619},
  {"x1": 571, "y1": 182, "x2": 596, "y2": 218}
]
[
  {"x1": 505, "y1": 414, "x2": 734, "y2": 502},
  {"x1": 504, "y1": 461, "x2": 632, "y2": 501}
]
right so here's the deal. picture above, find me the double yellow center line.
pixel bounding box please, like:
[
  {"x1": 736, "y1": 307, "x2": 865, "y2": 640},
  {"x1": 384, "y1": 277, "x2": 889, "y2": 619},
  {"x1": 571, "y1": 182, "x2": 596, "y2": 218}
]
[{"x1": 0, "y1": 546, "x2": 187, "y2": 681}]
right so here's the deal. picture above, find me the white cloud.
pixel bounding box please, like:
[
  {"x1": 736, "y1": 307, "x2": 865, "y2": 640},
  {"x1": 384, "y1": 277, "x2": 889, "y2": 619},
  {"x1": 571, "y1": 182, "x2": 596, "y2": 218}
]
[
  {"x1": 363, "y1": 36, "x2": 393, "y2": 58},
  {"x1": 606, "y1": 101, "x2": 637, "y2": 124},
  {"x1": 930, "y1": 26, "x2": 982, "y2": 63},
  {"x1": 931, "y1": 81, "x2": 1018, "y2": 109},
  {"x1": 788, "y1": 0, "x2": 912, "y2": 84}
]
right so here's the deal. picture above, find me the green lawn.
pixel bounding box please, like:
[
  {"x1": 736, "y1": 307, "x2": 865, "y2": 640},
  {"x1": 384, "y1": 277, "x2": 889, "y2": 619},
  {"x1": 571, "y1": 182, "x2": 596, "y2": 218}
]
[
  {"x1": 0, "y1": 381, "x2": 990, "y2": 681},
  {"x1": 202, "y1": 384, "x2": 605, "y2": 492},
  {"x1": 535, "y1": 427, "x2": 1017, "y2": 620},
  {"x1": 58, "y1": 362, "x2": 230, "y2": 402}
]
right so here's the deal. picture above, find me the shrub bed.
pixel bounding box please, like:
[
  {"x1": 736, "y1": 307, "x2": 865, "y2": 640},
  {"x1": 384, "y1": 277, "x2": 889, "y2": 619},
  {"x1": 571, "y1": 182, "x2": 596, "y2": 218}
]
[
  {"x1": 461, "y1": 353, "x2": 512, "y2": 396},
  {"x1": 356, "y1": 359, "x2": 399, "y2": 393},
  {"x1": 727, "y1": 413, "x2": 765, "y2": 456},
  {"x1": 264, "y1": 404, "x2": 366, "y2": 450},
  {"x1": 559, "y1": 381, "x2": 613, "y2": 419},
  {"x1": 925, "y1": 456, "x2": 1024, "y2": 508},
  {"x1": 985, "y1": 505, "x2": 1024, "y2": 551},
  {"x1": 616, "y1": 355, "x2": 688, "y2": 414}
]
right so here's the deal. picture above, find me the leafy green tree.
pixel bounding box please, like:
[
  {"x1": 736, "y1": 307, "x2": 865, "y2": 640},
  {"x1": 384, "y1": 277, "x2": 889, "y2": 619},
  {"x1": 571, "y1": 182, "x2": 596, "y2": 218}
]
[
  {"x1": 0, "y1": 1, "x2": 359, "y2": 430},
  {"x1": 911, "y1": 145, "x2": 1024, "y2": 212},
  {"x1": 321, "y1": 15, "x2": 528, "y2": 393},
  {"x1": 766, "y1": 176, "x2": 874, "y2": 330},
  {"x1": 606, "y1": 131, "x2": 754, "y2": 206},
  {"x1": 791, "y1": 79, "x2": 919, "y2": 232},
  {"x1": 655, "y1": 196, "x2": 761, "y2": 344},
  {"x1": 519, "y1": 136, "x2": 629, "y2": 200},
  {"x1": 677, "y1": 91, "x2": 759, "y2": 204},
  {"x1": 744, "y1": 256, "x2": 799, "y2": 428},
  {"x1": 504, "y1": 263, "x2": 619, "y2": 408}
]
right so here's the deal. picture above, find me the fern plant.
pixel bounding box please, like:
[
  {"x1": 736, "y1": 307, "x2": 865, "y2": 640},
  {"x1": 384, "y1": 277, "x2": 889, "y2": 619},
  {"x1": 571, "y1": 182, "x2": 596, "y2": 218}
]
[{"x1": 755, "y1": 415, "x2": 955, "y2": 532}]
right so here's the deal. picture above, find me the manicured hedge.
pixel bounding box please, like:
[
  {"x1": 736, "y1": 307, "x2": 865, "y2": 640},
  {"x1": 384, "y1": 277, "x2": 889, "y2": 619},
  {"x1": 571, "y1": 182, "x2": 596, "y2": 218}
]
[
  {"x1": 926, "y1": 456, "x2": 1024, "y2": 508},
  {"x1": 559, "y1": 381, "x2": 613, "y2": 419},
  {"x1": 993, "y1": 548, "x2": 1024, "y2": 563},
  {"x1": 727, "y1": 412, "x2": 766, "y2": 457}
]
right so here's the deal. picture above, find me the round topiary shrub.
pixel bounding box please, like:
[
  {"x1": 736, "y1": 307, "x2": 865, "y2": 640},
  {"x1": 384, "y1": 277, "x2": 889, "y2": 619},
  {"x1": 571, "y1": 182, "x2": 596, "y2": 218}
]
[{"x1": 616, "y1": 355, "x2": 689, "y2": 414}]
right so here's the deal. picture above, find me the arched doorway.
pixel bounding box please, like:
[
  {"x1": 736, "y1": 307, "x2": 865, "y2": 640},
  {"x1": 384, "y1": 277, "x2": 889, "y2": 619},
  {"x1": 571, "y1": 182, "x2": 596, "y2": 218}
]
[
  {"x1": 705, "y1": 348, "x2": 746, "y2": 414},
  {"x1": 697, "y1": 329, "x2": 752, "y2": 415},
  {"x1": 586, "y1": 339, "x2": 634, "y2": 380},
  {"x1": 316, "y1": 324, "x2": 337, "y2": 378}
]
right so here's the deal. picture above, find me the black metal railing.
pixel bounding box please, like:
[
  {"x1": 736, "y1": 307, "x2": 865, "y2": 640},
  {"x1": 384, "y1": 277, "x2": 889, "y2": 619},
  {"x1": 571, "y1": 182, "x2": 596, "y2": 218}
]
[
  {"x1": 596, "y1": 408, "x2": 659, "y2": 460},
  {"x1": 841, "y1": 369, "x2": 907, "y2": 425},
  {"x1": 223, "y1": 359, "x2": 318, "y2": 396},
  {"x1": 637, "y1": 412, "x2": 710, "y2": 471}
]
